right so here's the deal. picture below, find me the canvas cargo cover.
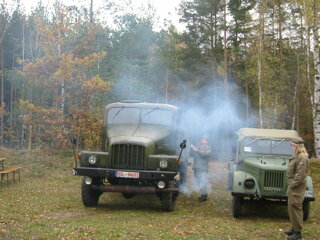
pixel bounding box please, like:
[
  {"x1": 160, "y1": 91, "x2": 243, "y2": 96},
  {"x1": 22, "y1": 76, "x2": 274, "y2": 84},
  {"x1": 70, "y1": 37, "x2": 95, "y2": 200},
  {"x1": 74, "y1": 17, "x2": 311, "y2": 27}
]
[{"x1": 238, "y1": 128, "x2": 299, "y2": 141}]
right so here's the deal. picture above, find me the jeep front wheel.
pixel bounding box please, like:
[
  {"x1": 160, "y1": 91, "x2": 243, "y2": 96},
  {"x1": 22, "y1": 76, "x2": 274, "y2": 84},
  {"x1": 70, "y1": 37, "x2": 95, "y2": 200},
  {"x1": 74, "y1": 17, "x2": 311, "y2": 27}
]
[
  {"x1": 81, "y1": 177, "x2": 102, "y2": 207},
  {"x1": 232, "y1": 195, "x2": 242, "y2": 218},
  {"x1": 302, "y1": 200, "x2": 310, "y2": 221}
]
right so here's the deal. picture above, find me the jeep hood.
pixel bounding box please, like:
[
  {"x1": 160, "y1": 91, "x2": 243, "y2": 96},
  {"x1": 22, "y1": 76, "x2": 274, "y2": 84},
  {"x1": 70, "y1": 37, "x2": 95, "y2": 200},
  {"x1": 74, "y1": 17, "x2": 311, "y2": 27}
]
[
  {"x1": 243, "y1": 156, "x2": 289, "y2": 171},
  {"x1": 107, "y1": 125, "x2": 171, "y2": 146}
]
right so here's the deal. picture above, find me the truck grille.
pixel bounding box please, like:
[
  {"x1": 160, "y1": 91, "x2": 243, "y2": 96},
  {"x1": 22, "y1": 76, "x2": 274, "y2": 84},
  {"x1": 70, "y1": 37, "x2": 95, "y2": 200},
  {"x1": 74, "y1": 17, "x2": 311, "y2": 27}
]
[
  {"x1": 263, "y1": 170, "x2": 285, "y2": 192},
  {"x1": 111, "y1": 144, "x2": 145, "y2": 169}
]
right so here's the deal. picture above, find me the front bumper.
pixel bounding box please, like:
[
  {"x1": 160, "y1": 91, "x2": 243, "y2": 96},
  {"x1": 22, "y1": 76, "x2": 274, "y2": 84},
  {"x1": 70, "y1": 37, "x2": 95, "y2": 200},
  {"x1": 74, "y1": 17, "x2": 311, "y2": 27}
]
[
  {"x1": 73, "y1": 167, "x2": 178, "y2": 181},
  {"x1": 232, "y1": 192, "x2": 315, "y2": 201},
  {"x1": 90, "y1": 184, "x2": 178, "y2": 194}
]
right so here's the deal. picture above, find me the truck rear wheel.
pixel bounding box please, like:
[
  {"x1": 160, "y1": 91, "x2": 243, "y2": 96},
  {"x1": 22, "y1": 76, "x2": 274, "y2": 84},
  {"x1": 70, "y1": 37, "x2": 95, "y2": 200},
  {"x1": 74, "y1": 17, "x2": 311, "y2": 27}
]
[
  {"x1": 81, "y1": 177, "x2": 102, "y2": 207},
  {"x1": 232, "y1": 195, "x2": 242, "y2": 218},
  {"x1": 303, "y1": 200, "x2": 310, "y2": 221}
]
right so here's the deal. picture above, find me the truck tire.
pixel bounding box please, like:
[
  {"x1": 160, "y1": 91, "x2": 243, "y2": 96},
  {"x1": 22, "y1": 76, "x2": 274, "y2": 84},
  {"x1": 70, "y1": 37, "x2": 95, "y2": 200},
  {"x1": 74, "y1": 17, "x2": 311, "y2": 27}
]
[
  {"x1": 122, "y1": 193, "x2": 135, "y2": 199},
  {"x1": 303, "y1": 200, "x2": 310, "y2": 221},
  {"x1": 161, "y1": 192, "x2": 176, "y2": 211},
  {"x1": 232, "y1": 195, "x2": 242, "y2": 218},
  {"x1": 81, "y1": 177, "x2": 102, "y2": 207},
  {"x1": 161, "y1": 181, "x2": 177, "y2": 211}
]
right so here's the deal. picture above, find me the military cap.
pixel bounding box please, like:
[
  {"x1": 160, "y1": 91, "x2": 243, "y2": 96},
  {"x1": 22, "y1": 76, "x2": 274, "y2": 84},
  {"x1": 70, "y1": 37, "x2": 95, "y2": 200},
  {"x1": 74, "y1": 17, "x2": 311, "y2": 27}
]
[{"x1": 292, "y1": 137, "x2": 304, "y2": 144}]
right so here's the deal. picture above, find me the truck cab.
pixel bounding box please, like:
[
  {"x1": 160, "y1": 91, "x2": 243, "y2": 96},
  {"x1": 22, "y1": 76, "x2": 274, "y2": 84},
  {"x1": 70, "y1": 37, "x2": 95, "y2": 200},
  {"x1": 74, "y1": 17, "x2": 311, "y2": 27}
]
[{"x1": 73, "y1": 101, "x2": 183, "y2": 211}]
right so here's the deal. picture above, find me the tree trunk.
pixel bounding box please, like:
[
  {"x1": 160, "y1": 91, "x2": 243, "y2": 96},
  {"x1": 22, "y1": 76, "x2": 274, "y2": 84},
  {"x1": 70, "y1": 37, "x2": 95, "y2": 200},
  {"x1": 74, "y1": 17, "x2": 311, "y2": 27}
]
[
  {"x1": 1, "y1": 46, "x2": 4, "y2": 145},
  {"x1": 313, "y1": 0, "x2": 320, "y2": 157},
  {"x1": 165, "y1": 68, "x2": 169, "y2": 104},
  {"x1": 257, "y1": 3, "x2": 265, "y2": 128},
  {"x1": 292, "y1": 54, "x2": 300, "y2": 130},
  {"x1": 223, "y1": 0, "x2": 229, "y2": 156},
  {"x1": 28, "y1": 125, "x2": 32, "y2": 150},
  {"x1": 223, "y1": 0, "x2": 228, "y2": 98},
  {"x1": 90, "y1": 0, "x2": 94, "y2": 23},
  {"x1": 278, "y1": 0, "x2": 284, "y2": 84},
  {"x1": 10, "y1": 47, "x2": 15, "y2": 147}
]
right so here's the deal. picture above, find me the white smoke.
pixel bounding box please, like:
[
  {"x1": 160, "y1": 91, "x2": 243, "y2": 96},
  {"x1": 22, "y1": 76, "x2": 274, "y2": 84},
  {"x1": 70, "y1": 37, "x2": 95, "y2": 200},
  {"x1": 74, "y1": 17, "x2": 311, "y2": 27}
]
[{"x1": 176, "y1": 80, "x2": 257, "y2": 196}]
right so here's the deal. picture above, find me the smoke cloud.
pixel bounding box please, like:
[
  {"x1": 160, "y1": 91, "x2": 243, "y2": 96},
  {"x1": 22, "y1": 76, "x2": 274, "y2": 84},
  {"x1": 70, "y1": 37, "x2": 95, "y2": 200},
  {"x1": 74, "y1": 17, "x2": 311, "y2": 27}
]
[{"x1": 175, "y1": 79, "x2": 257, "y2": 196}]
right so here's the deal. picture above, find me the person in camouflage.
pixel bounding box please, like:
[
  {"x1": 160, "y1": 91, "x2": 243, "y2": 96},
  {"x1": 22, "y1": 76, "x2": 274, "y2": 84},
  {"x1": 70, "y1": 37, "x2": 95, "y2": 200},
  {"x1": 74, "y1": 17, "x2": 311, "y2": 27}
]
[
  {"x1": 284, "y1": 137, "x2": 309, "y2": 240},
  {"x1": 190, "y1": 136, "x2": 212, "y2": 202}
]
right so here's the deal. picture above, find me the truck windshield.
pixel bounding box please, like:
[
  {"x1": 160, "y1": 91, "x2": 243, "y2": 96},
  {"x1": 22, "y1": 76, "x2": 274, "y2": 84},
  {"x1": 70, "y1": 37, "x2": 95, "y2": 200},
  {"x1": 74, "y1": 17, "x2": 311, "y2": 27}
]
[
  {"x1": 108, "y1": 107, "x2": 140, "y2": 124},
  {"x1": 141, "y1": 108, "x2": 174, "y2": 126},
  {"x1": 107, "y1": 107, "x2": 175, "y2": 126},
  {"x1": 243, "y1": 137, "x2": 292, "y2": 155}
]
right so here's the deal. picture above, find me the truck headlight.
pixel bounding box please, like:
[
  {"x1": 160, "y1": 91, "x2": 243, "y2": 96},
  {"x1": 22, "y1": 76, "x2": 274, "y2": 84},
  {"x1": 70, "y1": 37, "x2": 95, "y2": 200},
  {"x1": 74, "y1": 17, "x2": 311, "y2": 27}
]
[
  {"x1": 244, "y1": 178, "x2": 255, "y2": 189},
  {"x1": 84, "y1": 177, "x2": 92, "y2": 185},
  {"x1": 88, "y1": 154, "x2": 97, "y2": 164},
  {"x1": 159, "y1": 159, "x2": 168, "y2": 168},
  {"x1": 158, "y1": 181, "x2": 166, "y2": 189}
]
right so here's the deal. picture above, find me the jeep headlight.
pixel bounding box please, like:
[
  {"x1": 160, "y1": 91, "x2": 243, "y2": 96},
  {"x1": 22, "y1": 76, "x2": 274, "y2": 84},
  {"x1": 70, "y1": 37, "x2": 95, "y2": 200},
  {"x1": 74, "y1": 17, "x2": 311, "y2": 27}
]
[
  {"x1": 159, "y1": 159, "x2": 168, "y2": 169},
  {"x1": 88, "y1": 154, "x2": 97, "y2": 165},
  {"x1": 244, "y1": 178, "x2": 255, "y2": 189}
]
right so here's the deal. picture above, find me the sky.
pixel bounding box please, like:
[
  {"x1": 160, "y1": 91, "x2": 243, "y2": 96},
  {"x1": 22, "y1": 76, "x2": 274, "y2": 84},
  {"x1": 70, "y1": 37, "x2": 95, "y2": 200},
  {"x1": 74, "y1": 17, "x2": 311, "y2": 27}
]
[{"x1": 17, "y1": 0, "x2": 184, "y2": 30}]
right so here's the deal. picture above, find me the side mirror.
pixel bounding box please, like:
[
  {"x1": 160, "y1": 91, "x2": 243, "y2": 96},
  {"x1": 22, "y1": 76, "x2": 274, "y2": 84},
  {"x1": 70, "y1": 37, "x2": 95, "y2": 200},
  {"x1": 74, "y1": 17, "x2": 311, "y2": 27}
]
[{"x1": 180, "y1": 139, "x2": 187, "y2": 149}]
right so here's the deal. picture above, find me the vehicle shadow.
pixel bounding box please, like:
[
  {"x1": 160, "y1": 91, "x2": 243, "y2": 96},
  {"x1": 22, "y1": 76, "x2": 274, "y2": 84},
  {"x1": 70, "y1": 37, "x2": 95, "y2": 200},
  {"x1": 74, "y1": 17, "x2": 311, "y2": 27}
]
[
  {"x1": 97, "y1": 193, "x2": 164, "y2": 212},
  {"x1": 240, "y1": 200, "x2": 288, "y2": 219}
]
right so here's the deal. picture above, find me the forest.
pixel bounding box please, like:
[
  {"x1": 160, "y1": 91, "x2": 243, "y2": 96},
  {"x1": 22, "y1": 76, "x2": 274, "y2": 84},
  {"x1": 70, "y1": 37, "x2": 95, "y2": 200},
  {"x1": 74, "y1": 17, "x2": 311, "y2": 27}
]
[{"x1": 0, "y1": 0, "x2": 320, "y2": 157}]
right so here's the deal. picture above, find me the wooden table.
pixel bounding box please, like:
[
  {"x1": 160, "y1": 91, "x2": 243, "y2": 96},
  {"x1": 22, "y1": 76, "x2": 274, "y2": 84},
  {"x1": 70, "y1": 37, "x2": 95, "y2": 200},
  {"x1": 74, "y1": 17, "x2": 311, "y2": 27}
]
[{"x1": 0, "y1": 158, "x2": 5, "y2": 171}]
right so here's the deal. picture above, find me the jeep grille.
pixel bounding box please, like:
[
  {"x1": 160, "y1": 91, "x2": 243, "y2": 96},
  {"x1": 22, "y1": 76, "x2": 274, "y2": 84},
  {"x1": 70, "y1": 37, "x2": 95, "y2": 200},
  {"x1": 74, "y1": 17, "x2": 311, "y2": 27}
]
[
  {"x1": 263, "y1": 170, "x2": 285, "y2": 192},
  {"x1": 111, "y1": 144, "x2": 145, "y2": 169}
]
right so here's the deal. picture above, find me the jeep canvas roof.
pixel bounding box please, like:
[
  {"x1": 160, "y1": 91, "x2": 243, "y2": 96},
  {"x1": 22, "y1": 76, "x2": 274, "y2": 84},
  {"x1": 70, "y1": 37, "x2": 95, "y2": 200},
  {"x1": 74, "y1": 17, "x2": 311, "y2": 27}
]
[{"x1": 238, "y1": 128, "x2": 299, "y2": 141}]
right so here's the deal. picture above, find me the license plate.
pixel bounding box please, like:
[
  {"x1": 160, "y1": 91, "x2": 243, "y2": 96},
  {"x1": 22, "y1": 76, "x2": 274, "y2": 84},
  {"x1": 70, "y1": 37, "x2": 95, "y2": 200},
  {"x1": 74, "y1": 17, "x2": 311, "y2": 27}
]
[{"x1": 116, "y1": 171, "x2": 140, "y2": 179}]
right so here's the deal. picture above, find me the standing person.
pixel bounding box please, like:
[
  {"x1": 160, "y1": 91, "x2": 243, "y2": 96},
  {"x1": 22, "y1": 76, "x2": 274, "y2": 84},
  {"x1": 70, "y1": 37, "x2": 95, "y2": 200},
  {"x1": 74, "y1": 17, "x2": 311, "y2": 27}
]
[
  {"x1": 190, "y1": 136, "x2": 212, "y2": 202},
  {"x1": 284, "y1": 137, "x2": 309, "y2": 240}
]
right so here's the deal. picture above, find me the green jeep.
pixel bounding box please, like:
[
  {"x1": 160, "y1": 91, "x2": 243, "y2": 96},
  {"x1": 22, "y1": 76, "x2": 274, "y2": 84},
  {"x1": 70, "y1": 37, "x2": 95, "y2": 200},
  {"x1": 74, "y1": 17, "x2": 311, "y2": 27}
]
[
  {"x1": 228, "y1": 128, "x2": 315, "y2": 219},
  {"x1": 73, "y1": 101, "x2": 185, "y2": 211}
]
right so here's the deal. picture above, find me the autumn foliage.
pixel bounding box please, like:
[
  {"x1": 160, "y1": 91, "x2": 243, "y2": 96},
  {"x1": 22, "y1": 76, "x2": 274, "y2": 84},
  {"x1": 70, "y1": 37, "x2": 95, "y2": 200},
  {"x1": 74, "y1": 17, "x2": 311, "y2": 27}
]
[{"x1": 17, "y1": 8, "x2": 112, "y2": 150}]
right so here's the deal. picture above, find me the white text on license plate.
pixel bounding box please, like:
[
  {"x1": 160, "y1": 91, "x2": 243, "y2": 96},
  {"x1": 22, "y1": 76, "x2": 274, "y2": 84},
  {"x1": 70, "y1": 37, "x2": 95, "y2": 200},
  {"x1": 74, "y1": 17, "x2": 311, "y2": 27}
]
[{"x1": 116, "y1": 171, "x2": 140, "y2": 178}]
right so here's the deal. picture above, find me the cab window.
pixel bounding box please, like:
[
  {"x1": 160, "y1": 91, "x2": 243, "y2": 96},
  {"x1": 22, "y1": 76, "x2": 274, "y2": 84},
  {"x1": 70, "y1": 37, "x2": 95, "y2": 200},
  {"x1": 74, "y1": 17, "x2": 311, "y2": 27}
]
[{"x1": 243, "y1": 137, "x2": 292, "y2": 155}]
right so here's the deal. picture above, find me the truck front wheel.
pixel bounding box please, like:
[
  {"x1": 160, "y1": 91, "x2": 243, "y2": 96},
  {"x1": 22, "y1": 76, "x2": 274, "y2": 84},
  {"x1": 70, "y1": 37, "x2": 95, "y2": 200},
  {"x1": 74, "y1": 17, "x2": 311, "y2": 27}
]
[
  {"x1": 81, "y1": 177, "x2": 102, "y2": 207},
  {"x1": 161, "y1": 181, "x2": 178, "y2": 211},
  {"x1": 161, "y1": 192, "x2": 177, "y2": 211}
]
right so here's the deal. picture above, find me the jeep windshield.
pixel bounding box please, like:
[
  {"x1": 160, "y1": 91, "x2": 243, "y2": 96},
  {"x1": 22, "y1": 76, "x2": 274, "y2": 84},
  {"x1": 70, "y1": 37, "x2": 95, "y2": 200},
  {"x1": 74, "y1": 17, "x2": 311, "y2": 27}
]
[
  {"x1": 242, "y1": 137, "x2": 292, "y2": 155},
  {"x1": 107, "y1": 107, "x2": 175, "y2": 126}
]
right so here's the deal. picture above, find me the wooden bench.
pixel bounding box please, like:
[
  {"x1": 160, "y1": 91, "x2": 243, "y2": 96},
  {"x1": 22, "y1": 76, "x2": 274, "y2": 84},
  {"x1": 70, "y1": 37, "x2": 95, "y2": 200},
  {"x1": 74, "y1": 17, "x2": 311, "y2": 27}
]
[
  {"x1": 0, "y1": 167, "x2": 22, "y2": 186},
  {"x1": 0, "y1": 158, "x2": 5, "y2": 171}
]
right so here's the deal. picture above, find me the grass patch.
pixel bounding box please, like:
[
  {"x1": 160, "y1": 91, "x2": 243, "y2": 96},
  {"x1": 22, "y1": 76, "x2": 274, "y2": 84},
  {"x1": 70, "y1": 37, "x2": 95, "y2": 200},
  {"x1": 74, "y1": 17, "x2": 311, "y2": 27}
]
[{"x1": 0, "y1": 149, "x2": 319, "y2": 239}]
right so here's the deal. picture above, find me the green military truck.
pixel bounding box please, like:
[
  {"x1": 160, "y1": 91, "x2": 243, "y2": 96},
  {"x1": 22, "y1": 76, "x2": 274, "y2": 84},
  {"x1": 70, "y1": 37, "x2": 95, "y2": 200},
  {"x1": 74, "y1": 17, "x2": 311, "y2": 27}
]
[
  {"x1": 228, "y1": 128, "x2": 315, "y2": 219},
  {"x1": 73, "y1": 100, "x2": 185, "y2": 211}
]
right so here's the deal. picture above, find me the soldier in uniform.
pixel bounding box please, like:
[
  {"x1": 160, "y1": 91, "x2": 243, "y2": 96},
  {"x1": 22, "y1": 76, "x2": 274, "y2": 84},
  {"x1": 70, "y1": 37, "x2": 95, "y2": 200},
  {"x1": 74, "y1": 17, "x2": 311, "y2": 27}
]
[
  {"x1": 284, "y1": 137, "x2": 309, "y2": 240},
  {"x1": 190, "y1": 136, "x2": 211, "y2": 202}
]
